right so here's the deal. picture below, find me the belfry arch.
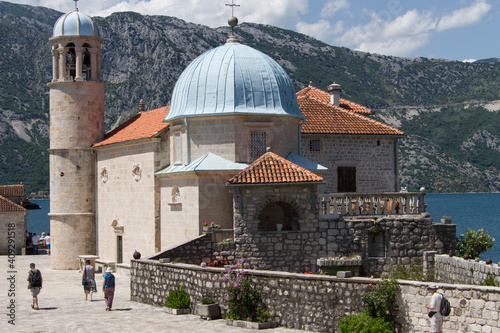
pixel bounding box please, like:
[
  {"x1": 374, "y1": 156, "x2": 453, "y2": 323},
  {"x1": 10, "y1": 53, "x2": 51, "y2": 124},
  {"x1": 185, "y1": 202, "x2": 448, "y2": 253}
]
[{"x1": 51, "y1": 39, "x2": 101, "y2": 82}]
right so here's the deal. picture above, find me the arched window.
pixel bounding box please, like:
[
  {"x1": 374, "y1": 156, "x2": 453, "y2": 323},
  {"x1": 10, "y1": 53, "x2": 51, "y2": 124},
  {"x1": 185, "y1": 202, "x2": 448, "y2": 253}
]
[
  {"x1": 66, "y1": 43, "x2": 76, "y2": 81},
  {"x1": 258, "y1": 201, "x2": 300, "y2": 231},
  {"x1": 82, "y1": 43, "x2": 91, "y2": 81},
  {"x1": 171, "y1": 185, "x2": 181, "y2": 203}
]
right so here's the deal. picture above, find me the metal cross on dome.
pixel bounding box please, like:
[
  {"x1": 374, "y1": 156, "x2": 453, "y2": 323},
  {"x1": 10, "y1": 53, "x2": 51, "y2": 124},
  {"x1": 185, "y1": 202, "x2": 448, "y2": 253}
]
[
  {"x1": 225, "y1": 0, "x2": 240, "y2": 16},
  {"x1": 74, "y1": 0, "x2": 78, "y2": 9}
]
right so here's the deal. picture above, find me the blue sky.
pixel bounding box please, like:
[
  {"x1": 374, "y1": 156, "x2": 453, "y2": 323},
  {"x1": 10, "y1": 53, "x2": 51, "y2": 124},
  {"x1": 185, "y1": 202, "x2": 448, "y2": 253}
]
[{"x1": 7, "y1": 0, "x2": 498, "y2": 61}]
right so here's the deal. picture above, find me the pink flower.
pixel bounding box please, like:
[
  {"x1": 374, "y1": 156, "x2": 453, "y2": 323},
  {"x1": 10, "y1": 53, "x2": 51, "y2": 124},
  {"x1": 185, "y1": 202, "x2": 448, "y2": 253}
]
[{"x1": 369, "y1": 284, "x2": 372, "y2": 287}]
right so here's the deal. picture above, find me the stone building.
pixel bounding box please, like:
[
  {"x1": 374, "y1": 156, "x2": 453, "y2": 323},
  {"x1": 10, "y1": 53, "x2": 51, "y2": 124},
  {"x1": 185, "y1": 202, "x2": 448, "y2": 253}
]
[
  {"x1": 48, "y1": 5, "x2": 455, "y2": 273},
  {"x1": 0, "y1": 185, "x2": 27, "y2": 255}
]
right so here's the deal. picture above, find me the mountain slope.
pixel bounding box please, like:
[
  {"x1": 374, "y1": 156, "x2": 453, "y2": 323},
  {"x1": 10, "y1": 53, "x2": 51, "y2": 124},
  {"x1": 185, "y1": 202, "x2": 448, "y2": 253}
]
[{"x1": 0, "y1": 1, "x2": 498, "y2": 193}]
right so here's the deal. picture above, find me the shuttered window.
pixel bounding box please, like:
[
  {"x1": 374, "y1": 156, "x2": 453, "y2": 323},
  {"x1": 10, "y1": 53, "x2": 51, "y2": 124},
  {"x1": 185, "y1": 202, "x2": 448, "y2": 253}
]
[{"x1": 337, "y1": 166, "x2": 356, "y2": 192}]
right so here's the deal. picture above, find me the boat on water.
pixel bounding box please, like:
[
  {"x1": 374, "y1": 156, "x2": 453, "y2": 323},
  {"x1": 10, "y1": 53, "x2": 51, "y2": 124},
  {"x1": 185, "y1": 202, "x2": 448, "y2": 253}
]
[{"x1": 22, "y1": 198, "x2": 41, "y2": 209}]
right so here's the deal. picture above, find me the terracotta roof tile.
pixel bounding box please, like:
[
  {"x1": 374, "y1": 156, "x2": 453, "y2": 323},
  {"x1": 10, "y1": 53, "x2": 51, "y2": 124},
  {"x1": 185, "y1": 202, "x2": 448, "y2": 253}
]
[
  {"x1": 93, "y1": 106, "x2": 170, "y2": 148},
  {"x1": 296, "y1": 86, "x2": 372, "y2": 114},
  {"x1": 228, "y1": 152, "x2": 323, "y2": 185},
  {"x1": 0, "y1": 184, "x2": 24, "y2": 196},
  {"x1": 0, "y1": 195, "x2": 27, "y2": 212},
  {"x1": 299, "y1": 96, "x2": 404, "y2": 136}
]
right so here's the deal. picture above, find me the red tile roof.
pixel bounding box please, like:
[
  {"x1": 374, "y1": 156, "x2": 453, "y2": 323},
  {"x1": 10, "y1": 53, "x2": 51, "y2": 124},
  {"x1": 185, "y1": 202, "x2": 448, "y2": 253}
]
[
  {"x1": 228, "y1": 152, "x2": 323, "y2": 185},
  {"x1": 0, "y1": 184, "x2": 24, "y2": 196},
  {"x1": 298, "y1": 95, "x2": 405, "y2": 136},
  {"x1": 0, "y1": 195, "x2": 27, "y2": 212},
  {"x1": 93, "y1": 106, "x2": 170, "y2": 148},
  {"x1": 296, "y1": 86, "x2": 372, "y2": 114}
]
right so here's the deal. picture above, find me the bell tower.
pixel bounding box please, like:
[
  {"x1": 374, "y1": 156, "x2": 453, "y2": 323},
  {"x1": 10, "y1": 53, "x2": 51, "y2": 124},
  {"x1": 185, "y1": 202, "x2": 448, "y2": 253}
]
[{"x1": 48, "y1": 3, "x2": 105, "y2": 269}]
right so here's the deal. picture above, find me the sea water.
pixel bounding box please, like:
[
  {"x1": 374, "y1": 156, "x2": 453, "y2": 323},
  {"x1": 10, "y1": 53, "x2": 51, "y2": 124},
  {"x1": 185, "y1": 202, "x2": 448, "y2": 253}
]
[
  {"x1": 27, "y1": 194, "x2": 500, "y2": 262},
  {"x1": 425, "y1": 193, "x2": 500, "y2": 262}
]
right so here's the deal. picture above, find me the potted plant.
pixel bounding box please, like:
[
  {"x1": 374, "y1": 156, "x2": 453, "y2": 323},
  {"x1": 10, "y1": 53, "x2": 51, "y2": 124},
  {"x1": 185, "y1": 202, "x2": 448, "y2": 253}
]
[
  {"x1": 202, "y1": 221, "x2": 212, "y2": 232},
  {"x1": 164, "y1": 282, "x2": 191, "y2": 314},
  {"x1": 441, "y1": 216, "x2": 452, "y2": 224},
  {"x1": 196, "y1": 296, "x2": 220, "y2": 320}
]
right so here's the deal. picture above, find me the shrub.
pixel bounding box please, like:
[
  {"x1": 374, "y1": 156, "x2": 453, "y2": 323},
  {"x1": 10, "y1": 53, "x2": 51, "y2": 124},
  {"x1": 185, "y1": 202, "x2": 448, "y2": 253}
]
[
  {"x1": 165, "y1": 282, "x2": 190, "y2": 309},
  {"x1": 200, "y1": 296, "x2": 216, "y2": 305},
  {"x1": 456, "y1": 228, "x2": 495, "y2": 259},
  {"x1": 338, "y1": 313, "x2": 395, "y2": 333},
  {"x1": 255, "y1": 307, "x2": 271, "y2": 323},
  {"x1": 362, "y1": 279, "x2": 399, "y2": 322},
  {"x1": 390, "y1": 263, "x2": 433, "y2": 282},
  {"x1": 222, "y1": 258, "x2": 260, "y2": 321}
]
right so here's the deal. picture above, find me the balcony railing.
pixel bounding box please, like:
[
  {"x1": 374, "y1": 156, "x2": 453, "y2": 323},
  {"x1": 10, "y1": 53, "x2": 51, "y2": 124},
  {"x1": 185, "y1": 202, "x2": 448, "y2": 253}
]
[{"x1": 318, "y1": 191, "x2": 426, "y2": 220}]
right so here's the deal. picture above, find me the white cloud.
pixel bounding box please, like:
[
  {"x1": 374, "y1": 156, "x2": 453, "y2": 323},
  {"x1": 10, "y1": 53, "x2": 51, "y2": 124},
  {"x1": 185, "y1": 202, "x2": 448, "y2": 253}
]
[
  {"x1": 437, "y1": 0, "x2": 491, "y2": 32},
  {"x1": 321, "y1": 0, "x2": 349, "y2": 18},
  {"x1": 335, "y1": 9, "x2": 436, "y2": 56},
  {"x1": 296, "y1": 19, "x2": 344, "y2": 43},
  {"x1": 9, "y1": 0, "x2": 308, "y2": 28},
  {"x1": 7, "y1": 0, "x2": 309, "y2": 28}
]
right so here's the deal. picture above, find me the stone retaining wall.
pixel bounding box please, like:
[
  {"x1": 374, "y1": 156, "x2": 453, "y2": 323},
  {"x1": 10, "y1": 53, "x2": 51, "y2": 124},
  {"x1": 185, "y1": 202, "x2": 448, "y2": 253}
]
[
  {"x1": 131, "y1": 259, "x2": 500, "y2": 332},
  {"x1": 434, "y1": 254, "x2": 500, "y2": 286}
]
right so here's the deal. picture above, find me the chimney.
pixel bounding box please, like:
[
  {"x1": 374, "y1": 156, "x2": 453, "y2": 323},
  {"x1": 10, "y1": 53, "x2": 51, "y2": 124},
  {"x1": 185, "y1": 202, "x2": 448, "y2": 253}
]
[
  {"x1": 327, "y1": 83, "x2": 342, "y2": 106},
  {"x1": 139, "y1": 99, "x2": 145, "y2": 113}
]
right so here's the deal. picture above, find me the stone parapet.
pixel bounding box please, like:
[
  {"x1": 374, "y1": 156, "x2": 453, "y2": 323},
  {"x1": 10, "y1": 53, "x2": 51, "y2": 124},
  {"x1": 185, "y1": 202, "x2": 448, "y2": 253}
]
[
  {"x1": 434, "y1": 254, "x2": 500, "y2": 286},
  {"x1": 131, "y1": 259, "x2": 500, "y2": 332}
]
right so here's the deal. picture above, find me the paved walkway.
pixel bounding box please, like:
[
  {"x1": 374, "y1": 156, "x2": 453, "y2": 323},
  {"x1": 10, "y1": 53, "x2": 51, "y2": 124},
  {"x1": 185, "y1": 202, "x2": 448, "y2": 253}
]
[{"x1": 1, "y1": 254, "x2": 309, "y2": 333}]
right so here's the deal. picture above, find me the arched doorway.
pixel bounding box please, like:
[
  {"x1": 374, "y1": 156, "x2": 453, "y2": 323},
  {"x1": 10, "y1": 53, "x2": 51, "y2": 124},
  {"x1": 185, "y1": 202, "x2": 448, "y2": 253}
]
[{"x1": 258, "y1": 201, "x2": 300, "y2": 231}]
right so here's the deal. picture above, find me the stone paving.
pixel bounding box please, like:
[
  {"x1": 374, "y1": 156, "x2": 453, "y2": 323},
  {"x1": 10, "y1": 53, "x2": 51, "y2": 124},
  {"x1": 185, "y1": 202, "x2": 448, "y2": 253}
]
[{"x1": 1, "y1": 254, "x2": 309, "y2": 333}]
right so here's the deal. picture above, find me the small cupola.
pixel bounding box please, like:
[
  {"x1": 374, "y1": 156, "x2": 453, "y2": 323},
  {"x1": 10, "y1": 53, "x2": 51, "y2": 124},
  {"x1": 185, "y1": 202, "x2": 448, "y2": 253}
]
[{"x1": 327, "y1": 83, "x2": 342, "y2": 106}]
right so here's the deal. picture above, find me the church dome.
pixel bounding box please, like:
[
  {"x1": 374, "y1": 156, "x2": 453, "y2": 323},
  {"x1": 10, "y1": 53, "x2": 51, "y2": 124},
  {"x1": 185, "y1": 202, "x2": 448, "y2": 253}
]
[
  {"x1": 165, "y1": 42, "x2": 303, "y2": 121},
  {"x1": 53, "y1": 9, "x2": 100, "y2": 38}
]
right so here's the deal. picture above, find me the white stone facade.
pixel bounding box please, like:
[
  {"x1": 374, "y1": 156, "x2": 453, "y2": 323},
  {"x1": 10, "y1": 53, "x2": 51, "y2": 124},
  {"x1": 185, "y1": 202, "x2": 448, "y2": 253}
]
[
  {"x1": 159, "y1": 172, "x2": 236, "y2": 248},
  {"x1": 95, "y1": 135, "x2": 169, "y2": 264},
  {"x1": 170, "y1": 115, "x2": 301, "y2": 165}
]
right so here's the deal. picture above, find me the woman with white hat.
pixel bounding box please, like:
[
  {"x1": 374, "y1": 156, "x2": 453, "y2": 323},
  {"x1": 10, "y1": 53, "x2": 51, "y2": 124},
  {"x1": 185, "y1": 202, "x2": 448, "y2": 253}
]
[{"x1": 102, "y1": 267, "x2": 115, "y2": 311}]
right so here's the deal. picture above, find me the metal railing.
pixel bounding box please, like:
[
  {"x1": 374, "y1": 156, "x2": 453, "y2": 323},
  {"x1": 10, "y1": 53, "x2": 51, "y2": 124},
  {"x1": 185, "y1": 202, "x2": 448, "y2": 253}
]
[{"x1": 318, "y1": 191, "x2": 426, "y2": 220}]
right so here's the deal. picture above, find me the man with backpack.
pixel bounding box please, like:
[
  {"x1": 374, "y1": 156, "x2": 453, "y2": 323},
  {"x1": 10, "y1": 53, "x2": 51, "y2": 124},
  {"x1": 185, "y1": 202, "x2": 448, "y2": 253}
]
[
  {"x1": 426, "y1": 285, "x2": 444, "y2": 333},
  {"x1": 27, "y1": 263, "x2": 42, "y2": 310}
]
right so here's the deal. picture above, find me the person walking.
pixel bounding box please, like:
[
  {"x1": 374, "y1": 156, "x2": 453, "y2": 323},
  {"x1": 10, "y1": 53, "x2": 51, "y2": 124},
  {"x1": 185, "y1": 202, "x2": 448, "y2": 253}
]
[
  {"x1": 102, "y1": 267, "x2": 116, "y2": 311},
  {"x1": 426, "y1": 285, "x2": 443, "y2": 333},
  {"x1": 82, "y1": 260, "x2": 97, "y2": 301},
  {"x1": 31, "y1": 233, "x2": 40, "y2": 255},
  {"x1": 44, "y1": 233, "x2": 51, "y2": 255},
  {"x1": 27, "y1": 263, "x2": 42, "y2": 310}
]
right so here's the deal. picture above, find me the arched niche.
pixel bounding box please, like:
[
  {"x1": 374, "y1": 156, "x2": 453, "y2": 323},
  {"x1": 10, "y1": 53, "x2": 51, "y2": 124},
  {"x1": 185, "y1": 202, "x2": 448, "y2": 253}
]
[{"x1": 258, "y1": 201, "x2": 300, "y2": 231}]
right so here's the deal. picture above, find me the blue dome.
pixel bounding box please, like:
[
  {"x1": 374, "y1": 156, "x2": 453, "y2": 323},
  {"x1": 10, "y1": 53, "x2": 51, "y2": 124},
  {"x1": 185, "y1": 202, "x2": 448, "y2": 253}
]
[
  {"x1": 53, "y1": 9, "x2": 100, "y2": 38},
  {"x1": 165, "y1": 42, "x2": 303, "y2": 121}
]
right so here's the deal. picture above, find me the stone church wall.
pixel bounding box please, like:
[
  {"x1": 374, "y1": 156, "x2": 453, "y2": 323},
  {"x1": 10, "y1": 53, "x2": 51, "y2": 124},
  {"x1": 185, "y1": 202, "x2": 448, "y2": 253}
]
[
  {"x1": 130, "y1": 259, "x2": 500, "y2": 332},
  {"x1": 301, "y1": 135, "x2": 398, "y2": 193},
  {"x1": 95, "y1": 141, "x2": 159, "y2": 264},
  {"x1": 186, "y1": 115, "x2": 300, "y2": 164},
  {"x1": 159, "y1": 172, "x2": 235, "y2": 250}
]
